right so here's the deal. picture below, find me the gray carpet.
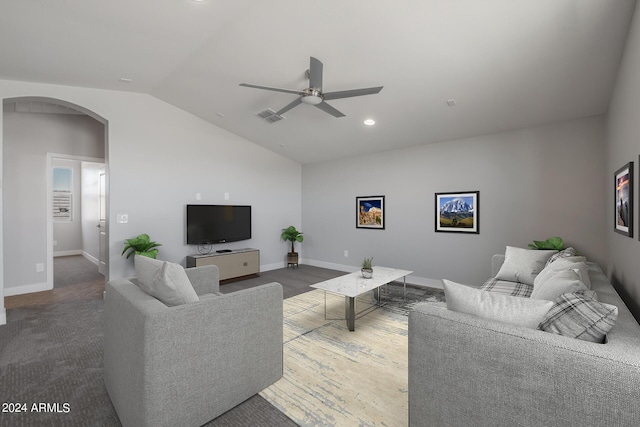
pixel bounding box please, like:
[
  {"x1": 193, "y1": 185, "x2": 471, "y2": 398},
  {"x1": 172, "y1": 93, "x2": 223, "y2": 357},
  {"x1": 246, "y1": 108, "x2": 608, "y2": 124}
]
[
  {"x1": 0, "y1": 298, "x2": 118, "y2": 426},
  {"x1": 218, "y1": 264, "x2": 346, "y2": 299},
  {"x1": 0, "y1": 263, "x2": 444, "y2": 426},
  {"x1": 54, "y1": 255, "x2": 104, "y2": 288}
]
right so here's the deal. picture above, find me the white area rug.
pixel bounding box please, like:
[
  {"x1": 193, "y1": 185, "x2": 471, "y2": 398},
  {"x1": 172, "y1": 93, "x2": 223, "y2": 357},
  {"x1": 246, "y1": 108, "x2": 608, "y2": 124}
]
[{"x1": 261, "y1": 289, "x2": 442, "y2": 426}]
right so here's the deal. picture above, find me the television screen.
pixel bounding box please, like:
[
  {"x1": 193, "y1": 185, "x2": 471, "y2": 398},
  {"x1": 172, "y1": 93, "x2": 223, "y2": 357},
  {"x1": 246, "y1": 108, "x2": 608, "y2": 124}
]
[{"x1": 186, "y1": 205, "x2": 252, "y2": 244}]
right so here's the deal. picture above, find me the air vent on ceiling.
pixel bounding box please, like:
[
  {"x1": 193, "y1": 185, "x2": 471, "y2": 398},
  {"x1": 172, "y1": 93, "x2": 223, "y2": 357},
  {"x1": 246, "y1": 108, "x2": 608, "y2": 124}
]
[{"x1": 257, "y1": 108, "x2": 286, "y2": 124}]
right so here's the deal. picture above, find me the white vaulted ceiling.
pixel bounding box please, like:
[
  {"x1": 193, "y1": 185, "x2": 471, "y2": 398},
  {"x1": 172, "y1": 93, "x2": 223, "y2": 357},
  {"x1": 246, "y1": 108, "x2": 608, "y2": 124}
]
[{"x1": 0, "y1": 0, "x2": 636, "y2": 163}]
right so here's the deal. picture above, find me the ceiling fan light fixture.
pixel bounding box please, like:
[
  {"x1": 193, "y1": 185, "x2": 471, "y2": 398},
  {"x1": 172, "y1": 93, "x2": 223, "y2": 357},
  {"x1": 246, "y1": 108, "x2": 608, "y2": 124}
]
[{"x1": 301, "y1": 95, "x2": 323, "y2": 105}]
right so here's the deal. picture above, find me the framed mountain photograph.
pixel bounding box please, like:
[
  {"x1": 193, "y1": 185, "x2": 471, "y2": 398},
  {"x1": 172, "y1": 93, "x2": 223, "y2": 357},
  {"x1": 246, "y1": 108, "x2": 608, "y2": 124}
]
[
  {"x1": 615, "y1": 161, "x2": 633, "y2": 237},
  {"x1": 356, "y1": 196, "x2": 385, "y2": 229},
  {"x1": 435, "y1": 191, "x2": 479, "y2": 234}
]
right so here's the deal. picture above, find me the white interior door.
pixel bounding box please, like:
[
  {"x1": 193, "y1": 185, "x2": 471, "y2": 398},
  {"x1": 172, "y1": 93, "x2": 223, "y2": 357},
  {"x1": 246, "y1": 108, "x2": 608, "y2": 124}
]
[{"x1": 98, "y1": 168, "x2": 107, "y2": 276}]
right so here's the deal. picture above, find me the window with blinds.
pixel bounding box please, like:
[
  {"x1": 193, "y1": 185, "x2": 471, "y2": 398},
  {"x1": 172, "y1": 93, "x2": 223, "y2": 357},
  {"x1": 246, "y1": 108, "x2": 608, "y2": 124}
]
[{"x1": 53, "y1": 167, "x2": 73, "y2": 221}]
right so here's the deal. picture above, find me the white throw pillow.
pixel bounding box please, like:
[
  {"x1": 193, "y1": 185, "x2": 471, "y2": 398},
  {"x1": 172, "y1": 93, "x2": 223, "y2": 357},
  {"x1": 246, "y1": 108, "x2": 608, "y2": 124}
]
[
  {"x1": 545, "y1": 247, "x2": 577, "y2": 266},
  {"x1": 443, "y1": 279, "x2": 554, "y2": 329},
  {"x1": 534, "y1": 257, "x2": 591, "y2": 289},
  {"x1": 530, "y1": 269, "x2": 588, "y2": 301},
  {"x1": 494, "y1": 246, "x2": 557, "y2": 285},
  {"x1": 551, "y1": 255, "x2": 587, "y2": 265},
  {"x1": 135, "y1": 255, "x2": 199, "y2": 306}
]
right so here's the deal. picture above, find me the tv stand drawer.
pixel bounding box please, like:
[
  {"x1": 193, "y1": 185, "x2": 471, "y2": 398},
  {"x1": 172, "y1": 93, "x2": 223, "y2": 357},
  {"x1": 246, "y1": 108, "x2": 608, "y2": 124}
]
[{"x1": 187, "y1": 249, "x2": 260, "y2": 281}]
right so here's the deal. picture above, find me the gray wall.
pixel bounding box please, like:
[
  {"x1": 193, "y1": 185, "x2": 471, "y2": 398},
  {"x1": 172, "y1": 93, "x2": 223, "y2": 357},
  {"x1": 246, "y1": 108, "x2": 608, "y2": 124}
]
[
  {"x1": 3, "y1": 110, "x2": 104, "y2": 292},
  {"x1": 606, "y1": 1, "x2": 640, "y2": 319},
  {"x1": 302, "y1": 116, "x2": 606, "y2": 287},
  {"x1": 1, "y1": 82, "x2": 302, "y2": 302},
  {"x1": 101, "y1": 93, "x2": 302, "y2": 280}
]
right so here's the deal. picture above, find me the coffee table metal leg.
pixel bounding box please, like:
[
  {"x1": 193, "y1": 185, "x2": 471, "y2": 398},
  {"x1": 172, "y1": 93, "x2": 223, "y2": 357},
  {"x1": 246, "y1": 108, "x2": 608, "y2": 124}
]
[
  {"x1": 346, "y1": 296, "x2": 356, "y2": 331},
  {"x1": 403, "y1": 276, "x2": 407, "y2": 302}
]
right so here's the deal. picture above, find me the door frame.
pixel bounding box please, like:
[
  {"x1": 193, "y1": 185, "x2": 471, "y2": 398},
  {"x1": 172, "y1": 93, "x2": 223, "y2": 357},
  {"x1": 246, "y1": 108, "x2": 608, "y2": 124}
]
[
  {"x1": 46, "y1": 153, "x2": 106, "y2": 289},
  {"x1": 98, "y1": 166, "x2": 107, "y2": 276}
]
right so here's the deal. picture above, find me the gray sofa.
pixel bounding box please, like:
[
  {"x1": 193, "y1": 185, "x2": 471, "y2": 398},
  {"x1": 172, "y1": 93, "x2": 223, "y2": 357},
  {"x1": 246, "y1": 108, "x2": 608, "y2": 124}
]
[
  {"x1": 409, "y1": 255, "x2": 640, "y2": 427},
  {"x1": 103, "y1": 265, "x2": 283, "y2": 427}
]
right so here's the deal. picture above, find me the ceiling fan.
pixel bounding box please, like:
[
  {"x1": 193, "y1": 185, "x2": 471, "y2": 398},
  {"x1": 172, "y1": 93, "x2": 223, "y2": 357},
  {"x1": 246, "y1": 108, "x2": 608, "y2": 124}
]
[{"x1": 239, "y1": 56, "x2": 383, "y2": 118}]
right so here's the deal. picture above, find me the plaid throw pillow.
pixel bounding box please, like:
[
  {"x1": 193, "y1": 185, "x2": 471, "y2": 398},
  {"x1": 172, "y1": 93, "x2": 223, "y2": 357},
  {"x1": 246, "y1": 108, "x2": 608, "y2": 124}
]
[
  {"x1": 545, "y1": 247, "x2": 577, "y2": 267},
  {"x1": 481, "y1": 278, "x2": 533, "y2": 298},
  {"x1": 538, "y1": 292, "x2": 618, "y2": 343}
]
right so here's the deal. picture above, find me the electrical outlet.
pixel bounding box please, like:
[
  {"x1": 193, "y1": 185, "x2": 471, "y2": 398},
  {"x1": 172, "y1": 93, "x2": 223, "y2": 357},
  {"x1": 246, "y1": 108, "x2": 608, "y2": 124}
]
[
  {"x1": 36, "y1": 263, "x2": 44, "y2": 273},
  {"x1": 117, "y1": 213, "x2": 128, "y2": 224},
  {"x1": 344, "y1": 250, "x2": 349, "y2": 258},
  {"x1": 196, "y1": 193, "x2": 202, "y2": 201},
  {"x1": 53, "y1": 240, "x2": 57, "y2": 246}
]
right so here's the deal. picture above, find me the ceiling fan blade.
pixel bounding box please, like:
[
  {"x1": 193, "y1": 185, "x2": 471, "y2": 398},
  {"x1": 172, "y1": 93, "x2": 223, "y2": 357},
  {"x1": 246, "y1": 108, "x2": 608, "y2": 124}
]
[
  {"x1": 239, "y1": 83, "x2": 305, "y2": 96},
  {"x1": 275, "y1": 97, "x2": 303, "y2": 115},
  {"x1": 323, "y1": 86, "x2": 384, "y2": 101},
  {"x1": 315, "y1": 101, "x2": 345, "y2": 118},
  {"x1": 309, "y1": 57, "x2": 323, "y2": 90}
]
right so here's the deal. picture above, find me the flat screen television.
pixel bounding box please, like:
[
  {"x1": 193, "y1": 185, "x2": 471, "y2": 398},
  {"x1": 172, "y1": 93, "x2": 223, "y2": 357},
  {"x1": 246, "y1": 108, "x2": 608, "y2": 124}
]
[{"x1": 186, "y1": 204, "x2": 252, "y2": 244}]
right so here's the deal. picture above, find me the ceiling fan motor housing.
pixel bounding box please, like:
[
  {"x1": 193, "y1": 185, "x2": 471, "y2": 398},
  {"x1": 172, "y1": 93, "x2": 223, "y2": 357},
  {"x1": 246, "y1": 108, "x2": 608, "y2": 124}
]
[{"x1": 301, "y1": 89, "x2": 323, "y2": 105}]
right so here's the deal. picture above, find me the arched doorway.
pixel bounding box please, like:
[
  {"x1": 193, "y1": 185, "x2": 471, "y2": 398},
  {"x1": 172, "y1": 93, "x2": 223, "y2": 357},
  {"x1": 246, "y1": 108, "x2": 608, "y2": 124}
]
[{"x1": 1, "y1": 97, "x2": 109, "y2": 324}]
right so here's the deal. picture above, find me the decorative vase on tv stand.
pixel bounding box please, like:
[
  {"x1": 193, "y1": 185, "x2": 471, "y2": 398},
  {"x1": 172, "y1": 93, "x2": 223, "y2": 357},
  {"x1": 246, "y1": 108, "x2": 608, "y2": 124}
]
[
  {"x1": 361, "y1": 257, "x2": 373, "y2": 279},
  {"x1": 281, "y1": 225, "x2": 303, "y2": 268}
]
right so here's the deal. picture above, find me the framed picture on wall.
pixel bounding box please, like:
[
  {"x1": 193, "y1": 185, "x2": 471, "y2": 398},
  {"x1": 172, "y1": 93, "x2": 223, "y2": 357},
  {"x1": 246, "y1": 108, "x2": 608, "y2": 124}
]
[
  {"x1": 615, "y1": 161, "x2": 633, "y2": 237},
  {"x1": 435, "y1": 191, "x2": 479, "y2": 234},
  {"x1": 356, "y1": 196, "x2": 385, "y2": 229}
]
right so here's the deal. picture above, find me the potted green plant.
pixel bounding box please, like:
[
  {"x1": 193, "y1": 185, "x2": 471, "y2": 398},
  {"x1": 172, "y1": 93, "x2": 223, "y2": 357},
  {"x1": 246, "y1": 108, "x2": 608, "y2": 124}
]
[
  {"x1": 121, "y1": 234, "x2": 162, "y2": 259},
  {"x1": 281, "y1": 226, "x2": 303, "y2": 266},
  {"x1": 528, "y1": 236, "x2": 564, "y2": 250},
  {"x1": 361, "y1": 257, "x2": 373, "y2": 279}
]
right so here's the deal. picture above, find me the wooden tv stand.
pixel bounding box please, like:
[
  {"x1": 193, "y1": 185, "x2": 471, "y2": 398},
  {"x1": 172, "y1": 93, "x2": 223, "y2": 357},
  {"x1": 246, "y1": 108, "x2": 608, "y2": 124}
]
[{"x1": 186, "y1": 248, "x2": 260, "y2": 282}]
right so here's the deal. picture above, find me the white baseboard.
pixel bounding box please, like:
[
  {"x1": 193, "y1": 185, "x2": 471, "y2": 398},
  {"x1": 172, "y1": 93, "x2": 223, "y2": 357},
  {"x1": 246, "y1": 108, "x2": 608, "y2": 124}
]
[
  {"x1": 304, "y1": 259, "x2": 358, "y2": 273},
  {"x1": 82, "y1": 251, "x2": 99, "y2": 266},
  {"x1": 4, "y1": 281, "x2": 53, "y2": 297},
  {"x1": 409, "y1": 276, "x2": 443, "y2": 289},
  {"x1": 0, "y1": 307, "x2": 6, "y2": 326},
  {"x1": 304, "y1": 259, "x2": 443, "y2": 290},
  {"x1": 54, "y1": 250, "x2": 83, "y2": 257}
]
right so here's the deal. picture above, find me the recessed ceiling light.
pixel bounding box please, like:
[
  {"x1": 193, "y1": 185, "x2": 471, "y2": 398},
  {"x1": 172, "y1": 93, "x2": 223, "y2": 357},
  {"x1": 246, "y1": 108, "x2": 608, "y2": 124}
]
[
  {"x1": 363, "y1": 119, "x2": 376, "y2": 126},
  {"x1": 446, "y1": 99, "x2": 457, "y2": 107}
]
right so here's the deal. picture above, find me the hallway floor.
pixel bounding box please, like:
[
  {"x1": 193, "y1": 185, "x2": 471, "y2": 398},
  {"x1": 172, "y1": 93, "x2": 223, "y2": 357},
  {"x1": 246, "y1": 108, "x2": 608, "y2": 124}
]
[{"x1": 4, "y1": 255, "x2": 105, "y2": 309}]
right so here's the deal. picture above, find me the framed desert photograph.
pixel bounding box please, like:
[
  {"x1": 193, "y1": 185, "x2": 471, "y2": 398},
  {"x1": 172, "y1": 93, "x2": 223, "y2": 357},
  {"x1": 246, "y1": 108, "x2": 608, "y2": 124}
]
[
  {"x1": 356, "y1": 196, "x2": 385, "y2": 229},
  {"x1": 435, "y1": 191, "x2": 479, "y2": 234},
  {"x1": 615, "y1": 161, "x2": 633, "y2": 237}
]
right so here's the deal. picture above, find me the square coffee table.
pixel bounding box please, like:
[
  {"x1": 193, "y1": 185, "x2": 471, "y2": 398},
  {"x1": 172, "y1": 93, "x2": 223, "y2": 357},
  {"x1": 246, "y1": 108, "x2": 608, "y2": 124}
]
[{"x1": 310, "y1": 266, "x2": 413, "y2": 331}]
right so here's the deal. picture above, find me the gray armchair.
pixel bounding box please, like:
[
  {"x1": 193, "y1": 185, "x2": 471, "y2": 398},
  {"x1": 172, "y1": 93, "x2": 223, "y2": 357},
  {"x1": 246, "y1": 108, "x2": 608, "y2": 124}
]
[{"x1": 103, "y1": 265, "x2": 283, "y2": 427}]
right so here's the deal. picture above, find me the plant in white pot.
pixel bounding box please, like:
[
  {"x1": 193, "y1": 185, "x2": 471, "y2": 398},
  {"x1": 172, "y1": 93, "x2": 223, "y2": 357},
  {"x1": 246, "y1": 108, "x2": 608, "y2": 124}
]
[
  {"x1": 361, "y1": 257, "x2": 373, "y2": 279},
  {"x1": 281, "y1": 226, "x2": 303, "y2": 266}
]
